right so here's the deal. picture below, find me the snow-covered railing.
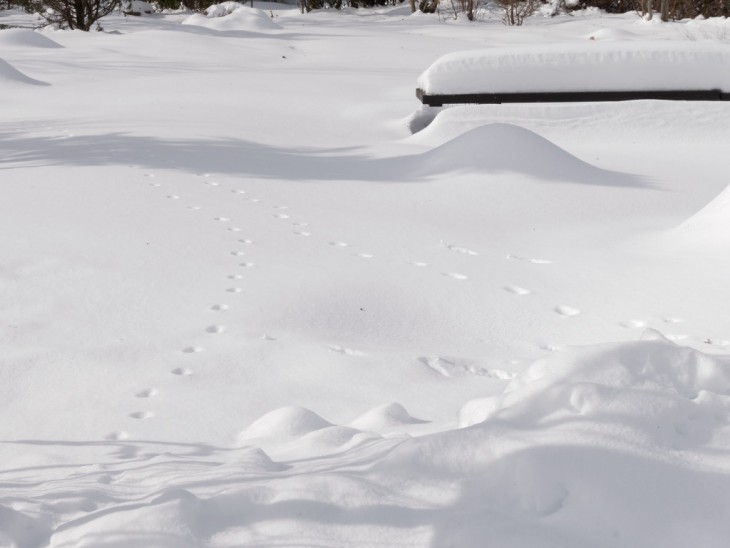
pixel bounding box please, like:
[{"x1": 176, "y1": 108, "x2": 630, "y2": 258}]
[{"x1": 416, "y1": 42, "x2": 730, "y2": 106}]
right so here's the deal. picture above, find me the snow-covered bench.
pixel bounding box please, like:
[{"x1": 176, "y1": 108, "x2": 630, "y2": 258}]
[{"x1": 416, "y1": 43, "x2": 730, "y2": 106}]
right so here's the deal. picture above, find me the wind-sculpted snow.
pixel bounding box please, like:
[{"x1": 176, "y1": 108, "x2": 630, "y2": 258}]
[
  {"x1": 0, "y1": 58, "x2": 49, "y2": 86},
  {"x1": 182, "y1": 3, "x2": 282, "y2": 31},
  {"x1": 674, "y1": 183, "x2": 730, "y2": 247},
  {"x1": 0, "y1": 29, "x2": 63, "y2": 49},
  {"x1": 410, "y1": 123, "x2": 634, "y2": 185},
  {"x1": 4, "y1": 340, "x2": 729, "y2": 547}
]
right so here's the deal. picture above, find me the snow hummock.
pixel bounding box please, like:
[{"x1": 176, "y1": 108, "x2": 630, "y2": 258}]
[
  {"x1": 674, "y1": 183, "x2": 730, "y2": 247},
  {"x1": 350, "y1": 402, "x2": 428, "y2": 432},
  {"x1": 418, "y1": 42, "x2": 730, "y2": 94},
  {"x1": 412, "y1": 123, "x2": 628, "y2": 184},
  {"x1": 239, "y1": 405, "x2": 333, "y2": 441},
  {"x1": 0, "y1": 57, "x2": 50, "y2": 85},
  {"x1": 0, "y1": 28, "x2": 63, "y2": 49},
  {"x1": 182, "y1": 2, "x2": 282, "y2": 31}
]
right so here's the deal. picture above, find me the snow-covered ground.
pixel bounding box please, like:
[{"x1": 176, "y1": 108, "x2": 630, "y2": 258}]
[{"x1": 2, "y1": 4, "x2": 730, "y2": 546}]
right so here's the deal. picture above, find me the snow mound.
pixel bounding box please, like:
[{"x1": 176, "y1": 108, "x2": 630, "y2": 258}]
[
  {"x1": 584, "y1": 28, "x2": 640, "y2": 41},
  {"x1": 295, "y1": 425, "x2": 375, "y2": 451},
  {"x1": 418, "y1": 42, "x2": 730, "y2": 94},
  {"x1": 49, "y1": 488, "x2": 202, "y2": 548},
  {"x1": 459, "y1": 339, "x2": 730, "y2": 446},
  {"x1": 673, "y1": 183, "x2": 730, "y2": 247},
  {"x1": 413, "y1": 123, "x2": 620, "y2": 183},
  {"x1": 350, "y1": 402, "x2": 428, "y2": 432},
  {"x1": 0, "y1": 29, "x2": 63, "y2": 49},
  {"x1": 182, "y1": 3, "x2": 282, "y2": 31},
  {"x1": 0, "y1": 58, "x2": 50, "y2": 86},
  {"x1": 231, "y1": 446, "x2": 287, "y2": 472},
  {"x1": 378, "y1": 340, "x2": 730, "y2": 546},
  {"x1": 239, "y1": 405, "x2": 332, "y2": 441}
]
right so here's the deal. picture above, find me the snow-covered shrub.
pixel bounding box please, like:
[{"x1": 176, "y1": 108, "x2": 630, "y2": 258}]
[
  {"x1": 496, "y1": 0, "x2": 539, "y2": 25},
  {"x1": 18, "y1": 0, "x2": 119, "y2": 29}
]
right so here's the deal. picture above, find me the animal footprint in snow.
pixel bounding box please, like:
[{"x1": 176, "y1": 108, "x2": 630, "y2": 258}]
[
  {"x1": 507, "y1": 254, "x2": 553, "y2": 264},
  {"x1": 135, "y1": 388, "x2": 158, "y2": 398},
  {"x1": 226, "y1": 287, "x2": 243, "y2": 293},
  {"x1": 274, "y1": 214, "x2": 290, "y2": 219},
  {"x1": 443, "y1": 272, "x2": 468, "y2": 280},
  {"x1": 555, "y1": 306, "x2": 580, "y2": 317},
  {"x1": 442, "y1": 240, "x2": 478, "y2": 255},
  {"x1": 238, "y1": 239, "x2": 255, "y2": 245},
  {"x1": 240, "y1": 262, "x2": 255, "y2": 268},
  {"x1": 105, "y1": 431, "x2": 129, "y2": 441},
  {"x1": 182, "y1": 346, "x2": 204, "y2": 354},
  {"x1": 187, "y1": 206, "x2": 202, "y2": 210},
  {"x1": 293, "y1": 222, "x2": 309, "y2": 227},
  {"x1": 354, "y1": 253, "x2": 373, "y2": 259},
  {"x1": 621, "y1": 319, "x2": 646, "y2": 329},
  {"x1": 210, "y1": 304, "x2": 229, "y2": 311},
  {"x1": 166, "y1": 195, "x2": 180, "y2": 200},
  {"x1": 171, "y1": 367, "x2": 193, "y2": 376},
  {"x1": 227, "y1": 274, "x2": 244, "y2": 280},
  {"x1": 294, "y1": 231, "x2": 311, "y2": 236},
  {"x1": 504, "y1": 285, "x2": 531, "y2": 295},
  {"x1": 664, "y1": 317, "x2": 684, "y2": 324},
  {"x1": 214, "y1": 217, "x2": 230, "y2": 222},
  {"x1": 231, "y1": 189, "x2": 247, "y2": 194},
  {"x1": 130, "y1": 411, "x2": 154, "y2": 420},
  {"x1": 149, "y1": 182, "x2": 162, "y2": 187},
  {"x1": 206, "y1": 325, "x2": 226, "y2": 334},
  {"x1": 329, "y1": 345, "x2": 365, "y2": 356},
  {"x1": 230, "y1": 251, "x2": 246, "y2": 256},
  {"x1": 329, "y1": 241, "x2": 349, "y2": 247},
  {"x1": 409, "y1": 261, "x2": 428, "y2": 267},
  {"x1": 541, "y1": 344, "x2": 563, "y2": 352},
  {"x1": 227, "y1": 227, "x2": 242, "y2": 232}
]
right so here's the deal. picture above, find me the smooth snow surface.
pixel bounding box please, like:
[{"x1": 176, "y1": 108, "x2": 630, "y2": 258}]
[
  {"x1": 418, "y1": 42, "x2": 730, "y2": 94},
  {"x1": 2, "y1": 5, "x2": 730, "y2": 547}
]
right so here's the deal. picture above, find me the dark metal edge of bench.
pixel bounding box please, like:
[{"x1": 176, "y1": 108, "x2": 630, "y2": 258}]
[{"x1": 416, "y1": 88, "x2": 729, "y2": 106}]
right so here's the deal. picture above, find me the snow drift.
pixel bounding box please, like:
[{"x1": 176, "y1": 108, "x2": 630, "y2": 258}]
[
  {"x1": 0, "y1": 29, "x2": 63, "y2": 49},
  {"x1": 182, "y1": 2, "x2": 282, "y2": 31},
  {"x1": 0, "y1": 57, "x2": 49, "y2": 86}
]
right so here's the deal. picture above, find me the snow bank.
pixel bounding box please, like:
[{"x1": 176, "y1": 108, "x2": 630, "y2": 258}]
[
  {"x1": 411, "y1": 123, "x2": 627, "y2": 184},
  {"x1": 418, "y1": 42, "x2": 730, "y2": 94},
  {"x1": 0, "y1": 29, "x2": 63, "y2": 49},
  {"x1": 674, "y1": 183, "x2": 730, "y2": 247},
  {"x1": 0, "y1": 57, "x2": 49, "y2": 86},
  {"x1": 459, "y1": 336, "x2": 730, "y2": 432},
  {"x1": 182, "y1": 2, "x2": 282, "y2": 31},
  {"x1": 378, "y1": 338, "x2": 730, "y2": 547}
]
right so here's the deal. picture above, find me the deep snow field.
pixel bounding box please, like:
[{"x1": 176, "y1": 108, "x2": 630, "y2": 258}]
[{"x1": 2, "y1": 3, "x2": 730, "y2": 546}]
